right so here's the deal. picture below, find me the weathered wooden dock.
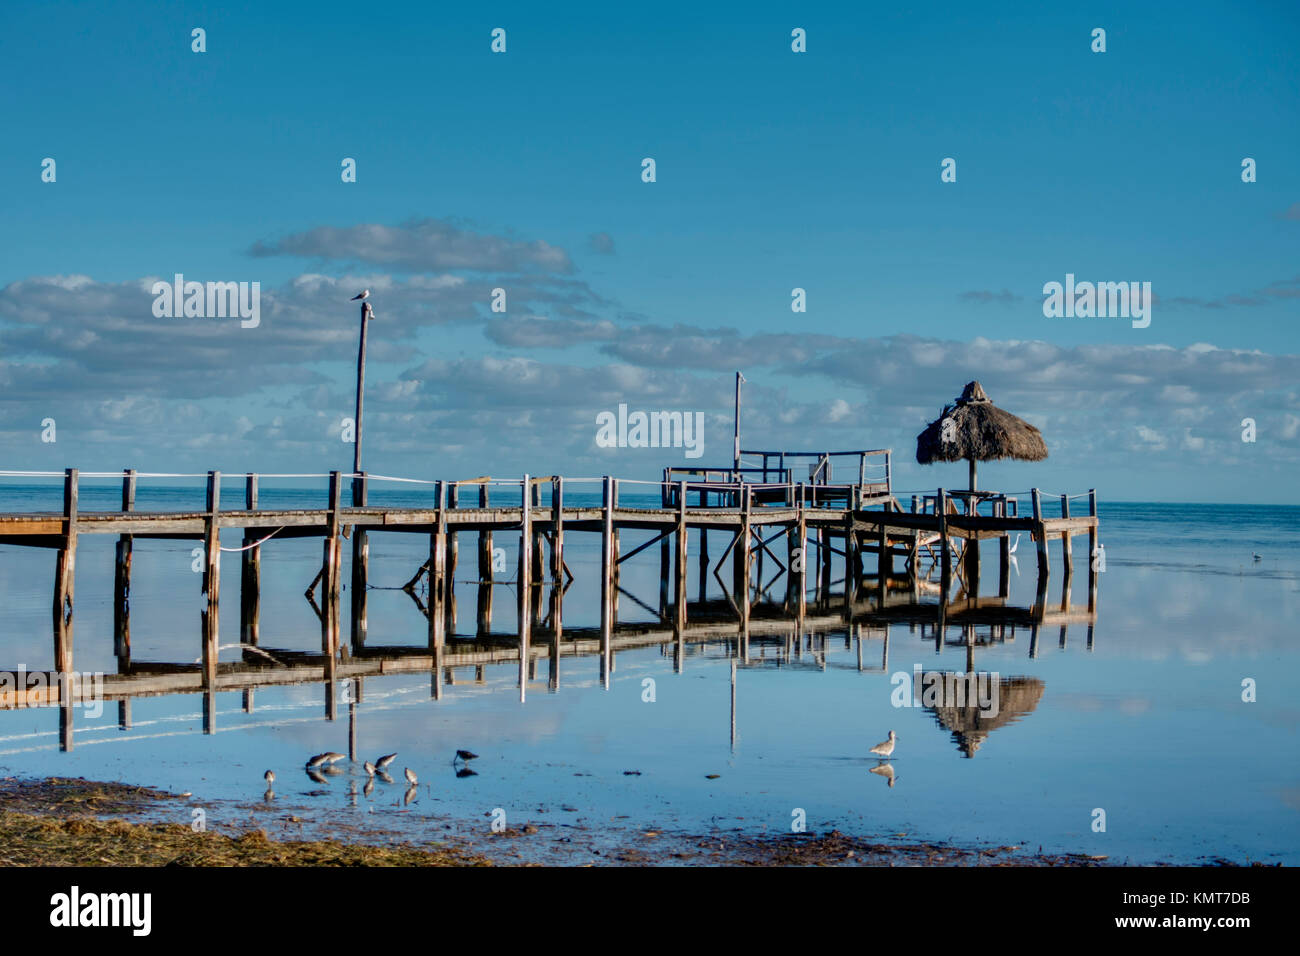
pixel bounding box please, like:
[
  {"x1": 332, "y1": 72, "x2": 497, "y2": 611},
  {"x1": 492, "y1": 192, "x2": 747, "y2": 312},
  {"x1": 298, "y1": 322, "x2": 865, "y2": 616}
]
[{"x1": 0, "y1": 448, "x2": 1099, "y2": 745}]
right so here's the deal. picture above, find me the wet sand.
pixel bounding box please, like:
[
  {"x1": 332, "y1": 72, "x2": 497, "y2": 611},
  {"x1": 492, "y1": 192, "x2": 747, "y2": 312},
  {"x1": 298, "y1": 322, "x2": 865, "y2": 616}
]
[{"x1": 0, "y1": 775, "x2": 1213, "y2": 867}]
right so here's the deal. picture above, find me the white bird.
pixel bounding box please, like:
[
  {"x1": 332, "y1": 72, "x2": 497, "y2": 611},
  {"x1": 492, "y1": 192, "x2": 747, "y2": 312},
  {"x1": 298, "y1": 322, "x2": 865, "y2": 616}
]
[
  {"x1": 363, "y1": 761, "x2": 377, "y2": 777},
  {"x1": 1008, "y1": 533, "x2": 1020, "y2": 554},
  {"x1": 350, "y1": 290, "x2": 370, "y2": 301},
  {"x1": 404, "y1": 768, "x2": 418, "y2": 786},
  {"x1": 869, "y1": 730, "x2": 897, "y2": 759},
  {"x1": 375, "y1": 753, "x2": 398, "y2": 771}
]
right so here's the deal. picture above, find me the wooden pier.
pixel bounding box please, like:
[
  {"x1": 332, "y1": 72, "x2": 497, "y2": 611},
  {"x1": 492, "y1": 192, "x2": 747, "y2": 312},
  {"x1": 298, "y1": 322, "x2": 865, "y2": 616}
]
[{"x1": 0, "y1": 449, "x2": 1099, "y2": 746}]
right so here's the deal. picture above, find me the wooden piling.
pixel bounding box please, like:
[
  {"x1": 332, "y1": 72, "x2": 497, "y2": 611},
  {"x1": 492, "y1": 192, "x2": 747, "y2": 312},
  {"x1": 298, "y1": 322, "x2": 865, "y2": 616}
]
[
  {"x1": 876, "y1": 499, "x2": 890, "y2": 585},
  {"x1": 674, "y1": 480, "x2": 688, "y2": 631},
  {"x1": 201, "y1": 471, "x2": 220, "y2": 689},
  {"x1": 937, "y1": 488, "x2": 951, "y2": 596},
  {"x1": 113, "y1": 468, "x2": 135, "y2": 667},
  {"x1": 323, "y1": 472, "x2": 342, "y2": 661},
  {"x1": 350, "y1": 472, "x2": 368, "y2": 648},
  {"x1": 478, "y1": 482, "x2": 493, "y2": 580},
  {"x1": 1060, "y1": 493, "x2": 1073, "y2": 581},
  {"x1": 551, "y1": 477, "x2": 564, "y2": 585},
  {"x1": 240, "y1": 474, "x2": 260, "y2": 651},
  {"x1": 1032, "y1": 488, "x2": 1049, "y2": 585},
  {"x1": 53, "y1": 468, "x2": 77, "y2": 680},
  {"x1": 518, "y1": 475, "x2": 532, "y2": 702},
  {"x1": 1087, "y1": 488, "x2": 1098, "y2": 612},
  {"x1": 998, "y1": 498, "x2": 1010, "y2": 598},
  {"x1": 429, "y1": 481, "x2": 447, "y2": 699},
  {"x1": 599, "y1": 476, "x2": 614, "y2": 686},
  {"x1": 737, "y1": 486, "x2": 752, "y2": 629}
]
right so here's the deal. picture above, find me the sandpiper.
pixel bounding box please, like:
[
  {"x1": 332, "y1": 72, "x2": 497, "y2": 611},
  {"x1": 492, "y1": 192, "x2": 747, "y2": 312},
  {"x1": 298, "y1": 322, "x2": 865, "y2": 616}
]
[
  {"x1": 454, "y1": 749, "x2": 479, "y2": 763},
  {"x1": 322, "y1": 752, "x2": 345, "y2": 765},
  {"x1": 264, "y1": 770, "x2": 275, "y2": 786},
  {"x1": 363, "y1": 761, "x2": 377, "y2": 777},
  {"x1": 869, "y1": 730, "x2": 897, "y2": 759},
  {"x1": 306, "y1": 753, "x2": 331, "y2": 769},
  {"x1": 869, "y1": 761, "x2": 896, "y2": 788},
  {"x1": 404, "y1": 768, "x2": 418, "y2": 786},
  {"x1": 375, "y1": 753, "x2": 398, "y2": 770}
]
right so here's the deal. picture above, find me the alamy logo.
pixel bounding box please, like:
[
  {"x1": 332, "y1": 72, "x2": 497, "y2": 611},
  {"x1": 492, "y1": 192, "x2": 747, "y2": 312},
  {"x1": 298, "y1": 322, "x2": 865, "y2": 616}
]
[
  {"x1": 1042, "y1": 273, "x2": 1151, "y2": 328},
  {"x1": 890, "y1": 665, "x2": 1000, "y2": 718},
  {"x1": 151, "y1": 273, "x2": 261, "y2": 328},
  {"x1": 0, "y1": 667, "x2": 104, "y2": 718},
  {"x1": 595, "y1": 403, "x2": 704, "y2": 459},
  {"x1": 49, "y1": 886, "x2": 151, "y2": 936}
]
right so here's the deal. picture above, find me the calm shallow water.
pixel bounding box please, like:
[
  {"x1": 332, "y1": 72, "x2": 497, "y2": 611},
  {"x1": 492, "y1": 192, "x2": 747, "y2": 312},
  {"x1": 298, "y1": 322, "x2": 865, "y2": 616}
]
[{"x1": 0, "y1": 480, "x2": 1296, "y2": 864}]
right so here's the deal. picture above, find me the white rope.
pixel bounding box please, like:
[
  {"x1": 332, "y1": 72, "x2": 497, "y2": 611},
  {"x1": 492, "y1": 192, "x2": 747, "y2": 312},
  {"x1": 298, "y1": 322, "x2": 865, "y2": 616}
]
[
  {"x1": 363, "y1": 473, "x2": 438, "y2": 485},
  {"x1": 219, "y1": 527, "x2": 285, "y2": 552}
]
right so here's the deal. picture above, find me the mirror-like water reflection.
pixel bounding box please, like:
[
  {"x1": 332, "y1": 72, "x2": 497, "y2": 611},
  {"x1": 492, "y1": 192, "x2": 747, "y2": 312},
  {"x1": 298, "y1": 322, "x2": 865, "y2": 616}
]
[{"x1": 1, "y1": 489, "x2": 1296, "y2": 865}]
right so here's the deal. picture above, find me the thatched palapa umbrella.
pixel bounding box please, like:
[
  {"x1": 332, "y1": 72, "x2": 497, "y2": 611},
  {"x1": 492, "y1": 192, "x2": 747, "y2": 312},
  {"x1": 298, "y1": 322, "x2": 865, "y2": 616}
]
[{"x1": 915, "y1": 381, "x2": 1047, "y2": 491}]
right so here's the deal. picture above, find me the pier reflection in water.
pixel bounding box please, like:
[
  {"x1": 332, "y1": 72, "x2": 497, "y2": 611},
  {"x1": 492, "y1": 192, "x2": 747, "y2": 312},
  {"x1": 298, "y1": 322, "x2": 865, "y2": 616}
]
[{"x1": 1, "y1": 538, "x2": 1092, "y2": 754}]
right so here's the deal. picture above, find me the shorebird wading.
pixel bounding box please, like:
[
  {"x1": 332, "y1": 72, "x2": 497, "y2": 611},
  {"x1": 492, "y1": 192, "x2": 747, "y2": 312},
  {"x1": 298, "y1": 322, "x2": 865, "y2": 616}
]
[
  {"x1": 364, "y1": 761, "x2": 377, "y2": 777},
  {"x1": 404, "y1": 768, "x2": 418, "y2": 786},
  {"x1": 375, "y1": 753, "x2": 397, "y2": 771},
  {"x1": 264, "y1": 770, "x2": 275, "y2": 786},
  {"x1": 869, "y1": 730, "x2": 897, "y2": 759}
]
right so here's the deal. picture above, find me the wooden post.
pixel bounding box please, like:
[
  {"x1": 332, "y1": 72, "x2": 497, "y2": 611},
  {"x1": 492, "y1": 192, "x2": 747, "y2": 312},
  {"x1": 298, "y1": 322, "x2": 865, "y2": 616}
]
[
  {"x1": 476, "y1": 483, "x2": 493, "y2": 636},
  {"x1": 113, "y1": 468, "x2": 135, "y2": 667},
  {"x1": 674, "y1": 480, "x2": 688, "y2": 632},
  {"x1": 350, "y1": 472, "x2": 368, "y2": 648},
  {"x1": 518, "y1": 476, "x2": 532, "y2": 702},
  {"x1": 794, "y1": 483, "x2": 807, "y2": 622},
  {"x1": 876, "y1": 499, "x2": 890, "y2": 585},
  {"x1": 429, "y1": 481, "x2": 447, "y2": 699},
  {"x1": 240, "y1": 474, "x2": 260, "y2": 651},
  {"x1": 1087, "y1": 489, "x2": 1098, "y2": 612},
  {"x1": 610, "y1": 480, "x2": 620, "y2": 624},
  {"x1": 201, "y1": 471, "x2": 220, "y2": 689},
  {"x1": 600, "y1": 476, "x2": 614, "y2": 687},
  {"x1": 322, "y1": 472, "x2": 342, "y2": 663},
  {"x1": 698, "y1": 492, "x2": 709, "y2": 603},
  {"x1": 938, "y1": 488, "x2": 951, "y2": 597},
  {"x1": 52, "y1": 468, "x2": 78, "y2": 680},
  {"x1": 1060, "y1": 493, "x2": 1073, "y2": 581},
  {"x1": 530, "y1": 481, "x2": 544, "y2": 596},
  {"x1": 551, "y1": 477, "x2": 564, "y2": 585},
  {"x1": 737, "y1": 487, "x2": 752, "y2": 629},
  {"x1": 478, "y1": 482, "x2": 493, "y2": 580},
  {"x1": 447, "y1": 481, "x2": 459, "y2": 591},
  {"x1": 353, "y1": 299, "x2": 371, "y2": 474},
  {"x1": 659, "y1": 517, "x2": 671, "y2": 621},
  {"x1": 998, "y1": 499, "x2": 1010, "y2": 598},
  {"x1": 1032, "y1": 488, "x2": 1049, "y2": 585}
]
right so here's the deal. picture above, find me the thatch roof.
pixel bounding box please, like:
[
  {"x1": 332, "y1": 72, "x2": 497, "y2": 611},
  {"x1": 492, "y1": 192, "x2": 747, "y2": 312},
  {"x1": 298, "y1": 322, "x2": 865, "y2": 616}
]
[
  {"x1": 926, "y1": 675, "x2": 1045, "y2": 758},
  {"x1": 915, "y1": 381, "x2": 1048, "y2": 465}
]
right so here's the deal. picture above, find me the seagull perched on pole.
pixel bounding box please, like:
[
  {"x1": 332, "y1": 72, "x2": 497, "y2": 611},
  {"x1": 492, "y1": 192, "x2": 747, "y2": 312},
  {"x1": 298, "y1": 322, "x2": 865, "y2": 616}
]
[{"x1": 350, "y1": 290, "x2": 370, "y2": 301}]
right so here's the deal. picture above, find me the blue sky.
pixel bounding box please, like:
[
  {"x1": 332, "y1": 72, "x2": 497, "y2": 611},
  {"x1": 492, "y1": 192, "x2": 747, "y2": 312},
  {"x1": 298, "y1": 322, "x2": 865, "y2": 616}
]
[{"x1": 1, "y1": 1, "x2": 1297, "y2": 501}]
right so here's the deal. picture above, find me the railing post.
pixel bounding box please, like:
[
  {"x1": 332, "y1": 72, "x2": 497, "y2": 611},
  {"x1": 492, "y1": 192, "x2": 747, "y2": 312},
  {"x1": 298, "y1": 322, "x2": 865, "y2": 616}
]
[{"x1": 599, "y1": 476, "x2": 615, "y2": 687}]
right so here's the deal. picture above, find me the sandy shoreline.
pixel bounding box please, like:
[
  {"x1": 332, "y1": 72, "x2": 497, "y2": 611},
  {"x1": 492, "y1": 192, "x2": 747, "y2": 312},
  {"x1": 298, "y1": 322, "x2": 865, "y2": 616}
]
[{"x1": 0, "y1": 775, "x2": 1189, "y2": 867}]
